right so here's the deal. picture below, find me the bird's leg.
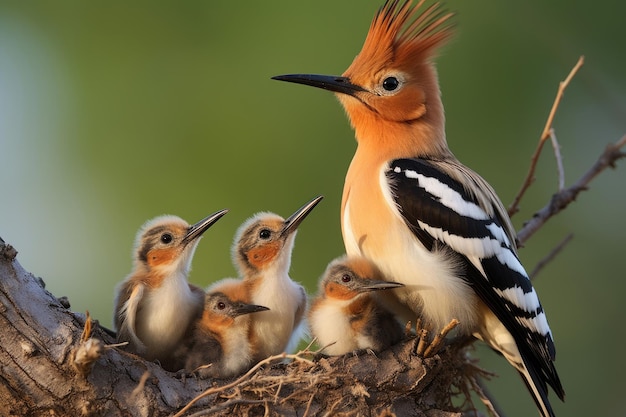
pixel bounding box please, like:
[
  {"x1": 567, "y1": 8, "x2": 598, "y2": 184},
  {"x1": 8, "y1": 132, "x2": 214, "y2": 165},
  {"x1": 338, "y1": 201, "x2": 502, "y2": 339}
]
[
  {"x1": 415, "y1": 328, "x2": 430, "y2": 356},
  {"x1": 416, "y1": 318, "x2": 460, "y2": 358}
]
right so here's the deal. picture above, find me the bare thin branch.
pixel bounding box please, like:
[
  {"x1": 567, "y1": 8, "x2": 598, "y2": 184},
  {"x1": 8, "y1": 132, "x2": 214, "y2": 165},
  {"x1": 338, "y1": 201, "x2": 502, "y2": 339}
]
[
  {"x1": 471, "y1": 377, "x2": 505, "y2": 417},
  {"x1": 518, "y1": 135, "x2": 626, "y2": 244},
  {"x1": 509, "y1": 56, "x2": 585, "y2": 216},
  {"x1": 530, "y1": 233, "x2": 574, "y2": 279},
  {"x1": 549, "y1": 129, "x2": 566, "y2": 191}
]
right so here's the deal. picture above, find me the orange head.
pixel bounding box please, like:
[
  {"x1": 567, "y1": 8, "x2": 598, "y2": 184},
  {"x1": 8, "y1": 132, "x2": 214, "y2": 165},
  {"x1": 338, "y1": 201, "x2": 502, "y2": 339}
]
[
  {"x1": 132, "y1": 210, "x2": 228, "y2": 281},
  {"x1": 273, "y1": 0, "x2": 454, "y2": 157},
  {"x1": 320, "y1": 255, "x2": 404, "y2": 301},
  {"x1": 232, "y1": 196, "x2": 323, "y2": 277}
]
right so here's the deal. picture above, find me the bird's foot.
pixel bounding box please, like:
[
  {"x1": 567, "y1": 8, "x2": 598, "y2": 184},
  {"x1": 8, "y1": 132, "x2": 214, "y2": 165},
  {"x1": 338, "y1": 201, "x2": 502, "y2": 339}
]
[{"x1": 415, "y1": 318, "x2": 460, "y2": 358}]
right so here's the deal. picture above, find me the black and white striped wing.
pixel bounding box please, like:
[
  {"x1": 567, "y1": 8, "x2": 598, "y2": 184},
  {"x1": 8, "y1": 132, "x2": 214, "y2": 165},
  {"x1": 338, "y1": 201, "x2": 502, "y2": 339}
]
[{"x1": 386, "y1": 157, "x2": 563, "y2": 396}]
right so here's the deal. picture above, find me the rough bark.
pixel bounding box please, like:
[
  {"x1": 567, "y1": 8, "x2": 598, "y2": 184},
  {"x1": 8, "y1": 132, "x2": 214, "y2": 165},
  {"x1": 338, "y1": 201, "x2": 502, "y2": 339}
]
[{"x1": 0, "y1": 236, "x2": 474, "y2": 417}]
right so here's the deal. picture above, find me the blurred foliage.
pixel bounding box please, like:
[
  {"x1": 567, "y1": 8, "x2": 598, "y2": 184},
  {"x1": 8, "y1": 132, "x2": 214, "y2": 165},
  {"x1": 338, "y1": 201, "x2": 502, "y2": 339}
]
[{"x1": 0, "y1": 1, "x2": 624, "y2": 416}]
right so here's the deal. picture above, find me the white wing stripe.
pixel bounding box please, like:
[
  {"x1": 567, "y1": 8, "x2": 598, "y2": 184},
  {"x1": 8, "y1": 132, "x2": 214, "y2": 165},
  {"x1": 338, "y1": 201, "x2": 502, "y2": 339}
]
[
  {"x1": 495, "y1": 287, "x2": 542, "y2": 316},
  {"x1": 417, "y1": 220, "x2": 526, "y2": 276},
  {"x1": 400, "y1": 168, "x2": 489, "y2": 221}
]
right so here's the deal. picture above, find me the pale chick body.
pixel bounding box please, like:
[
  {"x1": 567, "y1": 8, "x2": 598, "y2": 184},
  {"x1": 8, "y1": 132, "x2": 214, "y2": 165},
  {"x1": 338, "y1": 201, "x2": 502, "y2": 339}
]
[
  {"x1": 226, "y1": 196, "x2": 322, "y2": 362},
  {"x1": 113, "y1": 210, "x2": 227, "y2": 371},
  {"x1": 172, "y1": 289, "x2": 268, "y2": 378},
  {"x1": 309, "y1": 256, "x2": 404, "y2": 355}
]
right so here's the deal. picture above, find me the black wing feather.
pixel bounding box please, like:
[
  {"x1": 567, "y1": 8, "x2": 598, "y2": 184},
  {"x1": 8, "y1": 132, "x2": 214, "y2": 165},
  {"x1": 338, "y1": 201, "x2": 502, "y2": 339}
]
[{"x1": 387, "y1": 157, "x2": 564, "y2": 400}]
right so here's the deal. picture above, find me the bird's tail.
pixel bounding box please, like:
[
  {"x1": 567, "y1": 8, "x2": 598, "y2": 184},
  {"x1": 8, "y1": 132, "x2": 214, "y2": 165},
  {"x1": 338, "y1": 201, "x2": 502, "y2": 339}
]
[
  {"x1": 476, "y1": 314, "x2": 564, "y2": 417},
  {"x1": 515, "y1": 352, "x2": 556, "y2": 417}
]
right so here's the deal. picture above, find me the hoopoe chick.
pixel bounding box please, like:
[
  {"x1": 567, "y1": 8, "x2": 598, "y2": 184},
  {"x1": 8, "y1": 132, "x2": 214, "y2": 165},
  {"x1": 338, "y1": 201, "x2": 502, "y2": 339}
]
[
  {"x1": 309, "y1": 256, "x2": 404, "y2": 355},
  {"x1": 233, "y1": 195, "x2": 323, "y2": 361},
  {"x1": 113, "y1": 210, "x2": 227, "y2": 370},
  {"x1": 172, "y1": 291, "x2": 269, "y2": 378}
]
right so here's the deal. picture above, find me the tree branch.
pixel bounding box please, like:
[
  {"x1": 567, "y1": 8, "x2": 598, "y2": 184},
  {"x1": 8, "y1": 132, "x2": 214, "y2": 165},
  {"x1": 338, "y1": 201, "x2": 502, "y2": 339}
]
[
  {"x1": 517, "y1": 135, "x2": 626, "y2": 245},
  {"x1": 509, "y1": 56, "x2": 585, "y2": 216}
]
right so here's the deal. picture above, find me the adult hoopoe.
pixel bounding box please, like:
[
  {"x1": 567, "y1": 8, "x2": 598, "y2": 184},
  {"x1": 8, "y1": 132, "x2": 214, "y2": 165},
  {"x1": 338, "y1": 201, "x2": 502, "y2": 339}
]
[
  {"x1": 273, "y1": 1, "x2": 564, "y2": 416},
  {"x1": 114, "y1": 210, "x2": 227, "y2": 370}
]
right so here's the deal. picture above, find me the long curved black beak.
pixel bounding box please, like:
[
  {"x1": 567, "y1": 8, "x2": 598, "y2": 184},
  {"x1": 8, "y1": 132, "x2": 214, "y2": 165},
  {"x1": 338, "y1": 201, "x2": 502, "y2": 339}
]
[
  {"x1": 183, "y1": 209, "x2": 229, "y2": 245},
  {"x1": 280, "y1": 195, "x2": 324, "y2": 237},
  {"x1": 272, "y1": 74, "x2": 364, "y2": 97},
  {"x1": 359, "y1": 279, "x2": 405, "y2": 293}
]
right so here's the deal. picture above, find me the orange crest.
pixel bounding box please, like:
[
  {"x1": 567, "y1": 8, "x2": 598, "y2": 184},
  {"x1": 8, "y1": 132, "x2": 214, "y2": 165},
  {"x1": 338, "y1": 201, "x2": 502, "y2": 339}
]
[{"x1": 345, "y1": 0, "x2": 454, "y2": 76}]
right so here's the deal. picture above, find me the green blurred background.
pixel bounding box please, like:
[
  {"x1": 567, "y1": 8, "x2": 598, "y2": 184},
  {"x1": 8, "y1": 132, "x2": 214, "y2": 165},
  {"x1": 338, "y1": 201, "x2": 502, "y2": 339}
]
[{"x1": 0, "y1": 1, "x2": 624, "y2": 416}]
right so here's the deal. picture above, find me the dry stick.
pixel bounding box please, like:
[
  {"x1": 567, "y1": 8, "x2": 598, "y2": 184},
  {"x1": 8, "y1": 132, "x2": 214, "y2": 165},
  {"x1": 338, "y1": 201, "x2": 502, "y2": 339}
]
[
  {"x1": 129, "y1": 371, "x2": 151, "y2": 401},
  {"x1": 302, "y1": 391, "x2": 316, "y2": 417},
  {"x1": 517, "y1": 135, "x2": 626, "y2": 245},
  {"x1": 80, "y1": 311, "x2": 93, "y2": 343},
  {"x1": 172, "y1": 343, "x2": 318, "y2": 417},
  {"x1": 549, "y1": 129, "x2": 566, "y2": 191},
  {"x1": 186, "y1": 399, "x2": 267, "y2": 417},
  {"x1": 509, "y1": 56, "x2": 585, "y2": 217},
  {"x1": 530, "y1": 233, "x2": 574, "y2": 280},
  {"x1": 470, "y1": 376, "x2": 503, "y2": 417}
]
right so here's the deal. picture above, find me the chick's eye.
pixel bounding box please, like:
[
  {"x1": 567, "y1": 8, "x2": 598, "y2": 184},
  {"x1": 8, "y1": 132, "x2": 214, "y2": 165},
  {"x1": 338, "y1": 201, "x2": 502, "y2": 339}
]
[
  {"x1": 382, "y1": 76, "x2": 399, "y2": 91},
  {"x1": 160, "y1": 233, "x2": 173, "y2": 244},
  {"x1": 259, "y1": 229, "x2": 271, "y2": 240},
  {"x1": 217, "y1": 302, "x2": 226, "y2": 310},
  {"x1": 341, "y1": 274, "x2": 352, "y2": 283}
]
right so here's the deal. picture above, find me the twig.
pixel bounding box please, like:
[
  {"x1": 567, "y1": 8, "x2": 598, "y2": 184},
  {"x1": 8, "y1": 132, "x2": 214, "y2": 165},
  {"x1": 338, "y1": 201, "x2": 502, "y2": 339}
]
[
  {"x1": 509, "y1": 56, "x2": 585, "y2": 216},
  {"x1": 129, "y1": 371, "x2": 151, "y2": 401},
  {"x1": 530, "y1": 233, "x2": 574, "y2": 279},
  {"x1": 302, "y1": 391, "x2": 316, "y2": 417},
  {"x1": 79, "y1": 311, "x2": 93, "y2": 343},
  {"x1": 517, "y1": 135, "x2": 626, "y2": 244},
  {"x1": 470, "y1": 376, "x2": 505, "y2": 417},
  {"x1": 549, "y1": 129, "x2": 565, "y2": 191},
  {"x1": 186, "y1": 399, "x2": 267, "y2": 417},
  {"x1": 103, "y1": 342, "x2": 128, "y2": 349},
  {"x1": 172, "y1": 343, "x2": 319, "y2": 417}
]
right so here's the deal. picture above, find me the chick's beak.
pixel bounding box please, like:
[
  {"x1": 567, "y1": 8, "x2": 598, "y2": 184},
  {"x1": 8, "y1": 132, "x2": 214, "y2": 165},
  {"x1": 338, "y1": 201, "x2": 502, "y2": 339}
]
[
  {"x1": 358, "y1": 279, "x2": 405, "y2": 293},
  {"x1": 233, "y1": 302, "x2": 270, "y2": 317},
  {"x1": 183, "y1": 209, "x2": 229, "y2": 245},
  {"x1": 280, "y1": 195, "x2": 324, "y2": 237}
]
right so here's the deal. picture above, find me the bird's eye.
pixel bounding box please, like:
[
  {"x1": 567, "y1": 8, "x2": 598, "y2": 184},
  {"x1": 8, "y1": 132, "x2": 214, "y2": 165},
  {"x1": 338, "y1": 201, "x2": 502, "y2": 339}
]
[
  {"x1": 160, "y1": 233, "x2": 173, "y2": 244},
  {"x1": 259, "y1": 229, "x2": 271, "y2": 240},
  {"x1": 341, "y1": 274, "x2": 352, "y2": 283},
  {"x1": 217, "y1": 302, "x2": 226, "y2": 310},
  {"x1": 382, "y1": 76, "x2": 399, "y2": 91}
]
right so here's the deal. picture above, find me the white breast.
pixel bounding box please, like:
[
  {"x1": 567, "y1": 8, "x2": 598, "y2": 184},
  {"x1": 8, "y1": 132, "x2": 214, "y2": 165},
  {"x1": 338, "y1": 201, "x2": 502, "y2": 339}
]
[
  {"x1": 137, "y1": 273, "x2": 199, "y2": 360},
  {"x1": 341, "y1": 168, "x2": 480, "y2": 334},
  {"x1": 309, "y1": 299, "x2": 357, "y2": 356},
  {"x1": 220, "y1": 318, "x2": 254, "y2": 377},
  {"x1": 250, "y1": 264, "x2": 305, "y2": 357}
]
